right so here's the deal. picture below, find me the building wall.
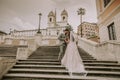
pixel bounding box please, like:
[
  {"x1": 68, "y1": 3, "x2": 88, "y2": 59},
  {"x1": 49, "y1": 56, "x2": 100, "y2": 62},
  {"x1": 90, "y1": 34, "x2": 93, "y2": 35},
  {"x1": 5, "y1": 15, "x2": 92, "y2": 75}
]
[
  {"x1": 12, "y1": 39, "x2": 20, "y2": 45},
  {"x1": 78, "y1": 22, "x2": 99, "y2": 39},
  {"x1": 0, "y1": 36, "x2": 5, "y2": 44},
  {"x1": 0, "y1": 10, "x2": 69, "y2": 46},
  {"x1": 114, "y1": 12, "x2": 120, "y2": 41},
  {"x1": 96, "y1": 0, "x2": 120, "y2": 42},
  {"x1": 0, "y1": 31, "x2": 7, "y2": 44}
]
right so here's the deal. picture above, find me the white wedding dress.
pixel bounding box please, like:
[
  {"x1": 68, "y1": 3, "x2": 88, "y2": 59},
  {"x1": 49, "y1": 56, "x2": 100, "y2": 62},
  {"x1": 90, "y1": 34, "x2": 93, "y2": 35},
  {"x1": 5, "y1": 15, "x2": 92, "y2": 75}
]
[{"x1": 61, "y1": 31, "x2": 86, "y2": 76}]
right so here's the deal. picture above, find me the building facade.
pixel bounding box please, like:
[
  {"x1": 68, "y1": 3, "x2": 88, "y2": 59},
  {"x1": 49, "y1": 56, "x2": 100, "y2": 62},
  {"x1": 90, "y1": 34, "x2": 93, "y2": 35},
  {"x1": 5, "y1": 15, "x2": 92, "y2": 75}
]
[
  {"x1": 1, "y1": 10, "x2": 70, "y2": 46},
  {"x1": 96, "y1": 0, "x2": 120, "y2": 42},
  {"x1": 0, "y1": 31, "x2": 7, "y2": 44},
  {"x1": 78, "y1": 22, "x2": 99, "y2": 39},
  {"x1": 11, "y1": 10, "x2": 69, "y2": 38}
]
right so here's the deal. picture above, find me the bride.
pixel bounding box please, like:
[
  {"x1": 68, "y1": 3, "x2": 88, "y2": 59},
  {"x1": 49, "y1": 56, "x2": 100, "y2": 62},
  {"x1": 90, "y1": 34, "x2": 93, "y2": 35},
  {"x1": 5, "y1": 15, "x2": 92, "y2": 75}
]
[{"x1": 61, "y1": 30, "x2": 87, "y2": 76}]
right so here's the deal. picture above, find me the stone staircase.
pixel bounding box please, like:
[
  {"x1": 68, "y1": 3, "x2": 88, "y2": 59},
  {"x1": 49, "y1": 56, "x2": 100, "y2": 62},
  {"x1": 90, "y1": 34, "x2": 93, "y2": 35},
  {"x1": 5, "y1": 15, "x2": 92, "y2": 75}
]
[
  {"x1": 78, "y1": 48, "x2": 120, "y2": 79},
  {"x1": 2, "y1": 46, "x2": 120, "y2": 80},
  {"x1": 0, "y1": 46, "x2": 18, "y2": 58},
  {"x1": 2, "y1": 46, "x2": 95, "y2": 80}
]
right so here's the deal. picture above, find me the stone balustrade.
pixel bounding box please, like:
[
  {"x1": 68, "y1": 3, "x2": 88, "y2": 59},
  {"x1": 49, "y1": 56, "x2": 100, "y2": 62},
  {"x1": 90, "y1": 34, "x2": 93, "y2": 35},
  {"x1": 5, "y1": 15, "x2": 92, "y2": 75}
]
[
  {"x1": 16, "y1": 40, "x2": 39, "y2": 60},
  {"x1": 5, "y1": 38, "x2": 13, "y2": 45},
  {"x1": 16, "y1": 35, "x2": 40, "y2": 60},
  {"x1": 78, "y1": 38, "x2": 120, "y2": 63},
  {"x1": 16, "y1": 46, "x2": 28, "y2": 60},
  {"x1": 19, "y1": 39, "x2": 27, "y2": 45},
  {"x1": 1, "y1": 32, "x2": 60, "y2": 60}
]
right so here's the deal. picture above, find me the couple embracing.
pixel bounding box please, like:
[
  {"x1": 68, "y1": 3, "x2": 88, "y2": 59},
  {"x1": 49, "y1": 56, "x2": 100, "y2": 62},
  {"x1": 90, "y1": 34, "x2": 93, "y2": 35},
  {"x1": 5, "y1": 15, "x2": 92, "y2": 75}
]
[{"x1": 58, "y1": 27, "x2": 87, "y2": 76}]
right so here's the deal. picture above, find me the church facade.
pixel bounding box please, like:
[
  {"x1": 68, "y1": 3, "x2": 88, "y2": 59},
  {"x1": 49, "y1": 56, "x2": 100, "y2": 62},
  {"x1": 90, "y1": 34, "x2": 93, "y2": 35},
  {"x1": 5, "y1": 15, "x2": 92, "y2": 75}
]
[
  {"x1": 1, "y1": 10, "x2": 70, "y2": 46},
  {"x1": 11, "y1": 9, "x2": 69, "y2": 37}
]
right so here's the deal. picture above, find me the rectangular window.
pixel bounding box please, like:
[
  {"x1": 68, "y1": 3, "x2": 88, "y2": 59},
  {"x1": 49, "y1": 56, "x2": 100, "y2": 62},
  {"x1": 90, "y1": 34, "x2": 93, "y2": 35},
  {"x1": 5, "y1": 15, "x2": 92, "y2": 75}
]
[
  {"x1": 108, "y1": 23, "x2": 116, "y2": 40},
  {"x1": 104, "y1": 0, "x2": 111, "y2": 7}
]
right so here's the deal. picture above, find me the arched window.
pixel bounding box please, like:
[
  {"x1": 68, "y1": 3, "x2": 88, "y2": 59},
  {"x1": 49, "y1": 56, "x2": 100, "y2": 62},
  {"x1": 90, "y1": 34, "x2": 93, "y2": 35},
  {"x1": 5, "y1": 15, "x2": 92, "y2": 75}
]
[
  {"x1": 49, "y1": 18, "x2": 52, "y2": 22},
  {"x1": 63, "y1": 16, "x2": 65, "y2": 21}
]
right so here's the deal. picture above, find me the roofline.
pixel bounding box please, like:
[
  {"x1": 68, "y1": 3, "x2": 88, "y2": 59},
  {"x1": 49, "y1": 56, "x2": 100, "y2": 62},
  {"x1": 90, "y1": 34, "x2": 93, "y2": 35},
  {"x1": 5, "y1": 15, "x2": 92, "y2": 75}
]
[{"x1": 0, "y1": 30, "x2": 7, "y2": 35}]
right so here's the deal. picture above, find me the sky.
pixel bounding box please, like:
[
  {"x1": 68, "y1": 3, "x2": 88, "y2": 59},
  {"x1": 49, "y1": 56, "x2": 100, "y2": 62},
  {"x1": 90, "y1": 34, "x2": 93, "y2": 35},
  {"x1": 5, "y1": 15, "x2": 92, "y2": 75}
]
[{"x1": 0, "y1": 0, "x2": 97, "y2": 33}]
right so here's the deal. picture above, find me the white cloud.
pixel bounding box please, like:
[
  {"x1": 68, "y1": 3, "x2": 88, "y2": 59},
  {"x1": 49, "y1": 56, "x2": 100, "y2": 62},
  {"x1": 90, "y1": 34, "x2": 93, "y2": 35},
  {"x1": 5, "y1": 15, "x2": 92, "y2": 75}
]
[
  {"x1": 0, "y1": 0, "x2": 97, "y2": 33},
  {"x1": 0, "y1": 4, "x2": 35, "y2": 32},
  {"x1": 24, "y1": 22, "x2": 35, "y2": 30},
  {"x1": 10, "y1": 17, "x2": 35, "y2": 30}
]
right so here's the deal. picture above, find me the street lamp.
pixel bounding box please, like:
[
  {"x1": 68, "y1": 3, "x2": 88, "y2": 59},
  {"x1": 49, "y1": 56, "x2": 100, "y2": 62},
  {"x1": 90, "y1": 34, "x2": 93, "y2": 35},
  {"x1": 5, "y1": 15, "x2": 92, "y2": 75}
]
[
  {"x1": 37, "y1": 13, "x2": 42, "y2": 33},
  {"x1": 77, "y1": 8, "x2": 85, "y2": 37},
  {"x1": 9, "y1": 28, "x2": 12, "y2": 35}
]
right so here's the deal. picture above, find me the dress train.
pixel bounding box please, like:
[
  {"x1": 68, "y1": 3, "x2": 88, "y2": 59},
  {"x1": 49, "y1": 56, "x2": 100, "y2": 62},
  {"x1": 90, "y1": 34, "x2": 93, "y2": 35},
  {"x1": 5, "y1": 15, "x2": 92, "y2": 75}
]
[{"x1": 61, "y1": 32, "x2": 87, "y2": 76}]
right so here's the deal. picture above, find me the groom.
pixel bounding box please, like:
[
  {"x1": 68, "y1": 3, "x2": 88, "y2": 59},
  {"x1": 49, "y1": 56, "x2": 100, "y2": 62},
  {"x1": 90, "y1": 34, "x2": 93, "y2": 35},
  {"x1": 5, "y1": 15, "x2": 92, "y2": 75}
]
[{"x1": 58, "y1": 29, "x2": 69, "y2": 60}]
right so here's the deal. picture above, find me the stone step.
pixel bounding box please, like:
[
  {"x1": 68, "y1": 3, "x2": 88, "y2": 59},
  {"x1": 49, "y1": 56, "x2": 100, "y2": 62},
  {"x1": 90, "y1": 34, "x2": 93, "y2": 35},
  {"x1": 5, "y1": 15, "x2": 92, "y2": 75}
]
[
  {"x1": 16, "y1": 61, "x2": 61, "y2": 65},
  {"x1": 30, "y1": 56, "x2": 58, "y2": 59},
  {"x1": 84, "y1": 63, "x2": 120, "y2": 67},
  {"x1": 29, "y1": 53, "x2": 58, "y2": 55},
  {"x1": 83, "y1": 60, "x2": 118, "y2": 63},
  {"x1": 8, "y1": 69, "x2": 69, "y2": 75},
  {"x1": 29, "y1": 57, "x2": 58, "y2": 59},
  {"x1": 81, "y1": 56, "x2": 94, "y2": 58},
  {"x1": 19, "y1": 59, "x2": 117, "y2": 63},
  {"x1": 33, "y1": 49, "x2": 59, "y2": 51},
  {"x1": 0, "y1": 55, "x2": 16, "y2": 57},
  {"x1": 0, "y1": 56, "x2": 16, "y2": 59},
  {"x1": 29, "y1": 56, "x2": 94, "y2": 59},
  {"x1": 3, "y1": 73, "x2": 96, "y2": 80},
  {"x1": 13, "y1": 65, "x2": 65, "y2": 70},
  {"x1": 28, "y1": 57, "x2": 57, "y2": 59},
  {"x1": 19, "y1": 59, "x2": 59, "y2": 62},
  {"x1": 31, "y1": 53, "x2": 59, "y2": 55},
  {"x1": 80, "y1": 54, "x2": 92, "y2": 57},
  {"x1": 33, "y1": 47, "x2": 59, "y2": 50},
  {"x1": 87, "y1": 71, "x2": 120, "y2": 77},
  {"x1": 30, "y1": 54, "x2": 59, "y2": 56},
  {"x1": 82, "y1": 58, "x2": 96, "y2": 60},
  {"x1": 36, "y1": 46, "x2": 59, "y2": 49},
  {"x1": 81, "y1": 57, "x2": 95, "y2": 60},
  {"x1": 85, "y1": 66, "x2": 120, "y2": 72}
]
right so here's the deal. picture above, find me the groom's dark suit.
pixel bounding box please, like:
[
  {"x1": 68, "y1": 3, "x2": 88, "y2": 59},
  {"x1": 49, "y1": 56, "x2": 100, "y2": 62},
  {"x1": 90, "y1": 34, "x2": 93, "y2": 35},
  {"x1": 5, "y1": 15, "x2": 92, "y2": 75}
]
[{"x1": 58, "y1": 33, "x2": 67, "y2": 60}]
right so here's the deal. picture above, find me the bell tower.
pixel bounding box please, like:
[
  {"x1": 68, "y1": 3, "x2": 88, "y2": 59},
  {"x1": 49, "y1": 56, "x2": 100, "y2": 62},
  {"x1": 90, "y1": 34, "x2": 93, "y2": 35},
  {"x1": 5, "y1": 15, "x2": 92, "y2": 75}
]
[
  {"x1": 61, "y1": 9, "x2": 68, "y2": 22},
  {"x1": 48, "y1": 11, "x2": 56, "y2": 27}
]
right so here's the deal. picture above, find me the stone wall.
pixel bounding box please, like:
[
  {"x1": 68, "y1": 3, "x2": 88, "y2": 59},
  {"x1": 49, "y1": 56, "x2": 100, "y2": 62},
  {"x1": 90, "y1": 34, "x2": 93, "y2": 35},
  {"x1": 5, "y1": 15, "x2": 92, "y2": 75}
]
[
  {"x1": 99, "y1": 7, "x2": 120, "y2": 42},
  {"x1": 114, "y1": 12, "x2": 120, "y2": 41},
  {"x1": 78, "y1": 38, "x2": 120, "y2": 63},
  {"x1": 0, "y1": 58, "x2": 16, "y2": 79}
]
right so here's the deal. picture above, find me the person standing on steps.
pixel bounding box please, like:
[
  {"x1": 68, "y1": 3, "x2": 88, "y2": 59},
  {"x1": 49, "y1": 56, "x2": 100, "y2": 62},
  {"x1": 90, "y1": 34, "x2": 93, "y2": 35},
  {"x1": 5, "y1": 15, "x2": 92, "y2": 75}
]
[
  {"x1": 61, "y1": 28, "x2": 87, "y2": 77},
  {"x1": 58, "y1": 29, "x2": 69, "y2": 60}
]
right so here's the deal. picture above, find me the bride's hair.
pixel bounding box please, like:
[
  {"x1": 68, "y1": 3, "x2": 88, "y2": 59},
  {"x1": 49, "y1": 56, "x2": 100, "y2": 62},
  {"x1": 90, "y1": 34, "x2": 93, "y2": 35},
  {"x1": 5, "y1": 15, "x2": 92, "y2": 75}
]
[{"x1": 64, "y1": 29, "x2": 70, "y2": 39}]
